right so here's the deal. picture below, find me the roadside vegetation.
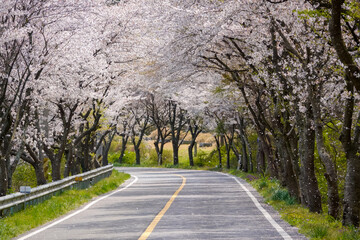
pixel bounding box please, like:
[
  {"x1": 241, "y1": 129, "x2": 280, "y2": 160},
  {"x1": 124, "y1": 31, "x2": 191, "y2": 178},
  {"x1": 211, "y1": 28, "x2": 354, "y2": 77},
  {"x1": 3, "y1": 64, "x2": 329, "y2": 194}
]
[
  {"x1": 227, "y1": 170, "x2": 360, "y2": 240},
  {"x1": 0, "y1": 170, "x2": 130, "y2": 240}
]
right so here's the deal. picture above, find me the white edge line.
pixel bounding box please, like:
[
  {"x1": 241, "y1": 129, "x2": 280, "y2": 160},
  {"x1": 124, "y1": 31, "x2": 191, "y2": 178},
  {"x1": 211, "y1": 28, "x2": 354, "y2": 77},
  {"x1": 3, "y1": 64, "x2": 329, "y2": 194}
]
[
  {"x1": 17, "y1": 175, "x2": 138, "y2": 240},
  {"x1": 218, "y1": 172, "x2": 293, "y2": 240}
]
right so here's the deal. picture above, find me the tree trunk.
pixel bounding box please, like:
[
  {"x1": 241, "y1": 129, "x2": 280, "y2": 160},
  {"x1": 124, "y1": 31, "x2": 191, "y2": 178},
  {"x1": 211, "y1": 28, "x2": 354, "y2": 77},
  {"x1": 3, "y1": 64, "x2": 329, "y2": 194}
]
[
  {"x1": 188, "y1": 124, "x2": 201, "y2": 167},
  {"x1": 83, "y1": 134, "x2": 91, "y2": 172},
  {"x1": 236, "y1": 115, "x2": 251, "y2": 172},
  {"x1": 135, "y1": 145, "x2": 141, "y2": 165},
  {"x1": 241, "y1": 139, "x2": 248, "y2": 172},
  {"x1": 256, "y1": 139, "x2": 266, "y2": 174},
  {"x1": 237, "y1": 154, "x2": 241, "y2": 171},
  {"x1": 226, "y1": 148, "x2": 230, "y2": 169},
  {"x1": 172, "y1": 140, "x2": 179, "y2": 165},
  {"x1": 188, "y1": 141, "x2": 195, "y2": 166},
  {"x1": 154, "y1": 137, "x2": 160, "y2": 163},
  {"x1": 102, "y1": 145, "x2": 109, "y2": 166},
  {"x1": 132, "y1": 136, "x2": 141, "y2": 165},
  {"x1": 154, "y1": 135, "x2": 165, "y2": 165},
  {"x1": 0, "y1": 157, "x2": 8, "y2": 196},
  {"x1": 275, "y1": 137, "x2": 300, "y2": 202},
  {"x1": 215, "y1": 136, "x2": 222, "y2": 168},
  {"x1": 194, "y1": 142, "x2": 197, "y2": 157},
  {"x1": 33, "y1": 160, "x2": 47, "y2": 186},
  {"x1": 118, "y1": 135, "x2": 128, "y2": 164},
  {"x1": 342, "y1": 150, "x2": 360, "y2": 227},
  {"x1": 7, "y1": 143, "x2": 24, "y2": 190},
  {"x1": 102, "y1": 132, "x2": 115, "y2": 166},
  {"x1": 51, "y1": 159, "x2": 61, "y2": 181},
  {"x1": 311, "y1": 86, "x2": 339, "y2": 217},
  {"x1": 340, "y1": 83, "x2": 360, "y2": 226},
  {"x1": 64, "y1": 147, "x2": 71, "y2": 178},
  {"x1": 168, "y1": 102, "x2": 186, "y2": 166},
  {"x1": 329, "y1": 0, "x2": 360, "y2": 92},
  {"x1": 262, "y1": 134, "x2": 278, "y2": 178},
  {"x1": 154, "y1": 140, "x2": 163, "y2": 165},
  {"x1": 298, "y1": 123, "x2": 322, "y2": 212}
]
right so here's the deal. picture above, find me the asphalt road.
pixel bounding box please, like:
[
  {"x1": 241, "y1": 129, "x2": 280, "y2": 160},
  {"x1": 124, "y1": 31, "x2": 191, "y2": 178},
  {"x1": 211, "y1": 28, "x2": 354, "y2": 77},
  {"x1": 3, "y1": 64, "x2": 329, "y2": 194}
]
[{"x1": 17, "y1": 168, "x2": 307, "y2": 240}]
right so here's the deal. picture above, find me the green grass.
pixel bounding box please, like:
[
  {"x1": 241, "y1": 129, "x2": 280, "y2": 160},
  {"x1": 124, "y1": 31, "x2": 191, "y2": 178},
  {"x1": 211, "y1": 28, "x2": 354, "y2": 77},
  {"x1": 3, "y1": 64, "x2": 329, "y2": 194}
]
[{"x1": 0, "y1": 170, "x2": 130, "y2": 240}]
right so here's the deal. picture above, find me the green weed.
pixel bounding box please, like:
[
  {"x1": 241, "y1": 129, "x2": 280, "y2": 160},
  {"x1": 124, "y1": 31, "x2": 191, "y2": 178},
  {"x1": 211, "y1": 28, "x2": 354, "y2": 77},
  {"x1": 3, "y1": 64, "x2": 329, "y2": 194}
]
[
  {"x1": 270, "y1": 188, "x2": 296, "y2": 205},
  {"x1": 309, "y1": 225, "x2": 328, "y2": 239},
  {"x1": 258, "y1": 180, "x2": 268, "y2": 189}
]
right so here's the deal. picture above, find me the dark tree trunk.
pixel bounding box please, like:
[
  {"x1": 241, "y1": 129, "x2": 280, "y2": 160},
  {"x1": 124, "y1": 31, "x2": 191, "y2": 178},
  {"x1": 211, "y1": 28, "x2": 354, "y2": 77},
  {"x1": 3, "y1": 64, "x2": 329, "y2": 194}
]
[
  {"x1": 342, "y1": 150, "x2": 360, "y2": 227},
  {"x1": 23, "y1": 144, "x2": 47, "y2": 185},
  {"x1": 102, "y1": 131, "x2": 115, "y2": 166},
  {"x1": 261, "y1": 134, "x2": 278, "y2": 178},
  {"x1": 256, "y1": 138, "x2": 266, "y2": 174},
  {"x1": 118, "y1": 135, "x2": 129, "y2": 164},
  {"x1": 274, "y1": 137, "x2": 300, "y2": 202},
  {"x1": 148, "y1": 95, "x2": 171, "y2": 166},
  {"x1": 329, "y1": 0, "x2": 360, "y2": 92},
  {"x1": 154, "y1": 136, "x2": 161, "y2": 164},
  {"x1": 224, "y1": 135, "x2": 232, "y2": 169},
  {"x1": 134, "y1": 145, "x2": 141, "y2": 165},
  {"x1": 83, "y1": 134, "x2": 91, "y2": 172},
  {"x1": 340, "y1": 82, "x2": 360, "y2": 226},
  {"x1": 64, "y1": 145, "x2": 73, "y2": 178},
  {"x1": 310, "y1": 86, "x2": 339, "y2": 217},
  {"x1": 154, "y1": 128, "x2": 169, "y2": 166},
  {"x1": 7, "y1": 143, "x2": 24, "y2": 190},
  {"x1": 235, "y1": 115, "x2": 252, "y2": 172},
  {"x1": 45, "y1": 103, "x2": 78, "y2": 181},
  {"x1": 194, "y1": 142, "x2": 197, "y2": 157},
  {"x1": 131, "y1": 121, "x2": 149, "y2": 166},
  {"x1": 226, "y1": 147, "x2": 231, "y2": 169},
  {"x1": 0, "y1": 157, "x2": 8, "y2": 196},
  {"x1": 168, "y1": 102, "x2": 186, "y2": 166},
  {"x1": 241, "y1": 138, "x2": 248, "y2": 172},
  {"x1": 172, "y1": 141, "x2": 179, "y2": 165},
  {"x1": 159, "y1": 141, "x2": 165, "y2": 165},
  {"x1": 188, "y1": 124, "x2": 201, "y2": 167},
  {"x1": 298, "y1": 123, "x2": 322, "y2": 212},
  {"x1": 51, "y1": 159, "x2": 62, "y2": 181},
  {"x1": 188, "y1": 142, "x2": 195, "y2": 167},
  {"x1": 33, "y1": 160, "x2": 47, "y2": 186},
  {"x1": 102, "y1": 145, "x2": 109, "y2": 166},
  {"x1": 154, "y1": 136, "x2": 164, "y2": 165},
  {"x1": 214, "y1": 136, "x2": 222, "y2": 168}
]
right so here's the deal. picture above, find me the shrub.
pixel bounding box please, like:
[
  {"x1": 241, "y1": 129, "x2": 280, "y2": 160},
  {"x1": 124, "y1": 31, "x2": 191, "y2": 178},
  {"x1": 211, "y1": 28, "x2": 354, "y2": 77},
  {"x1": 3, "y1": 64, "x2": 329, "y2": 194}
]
[
  {"x1": 194, "y1": 149, "x2": 217, "y2": 167},
  {"x1": 270, "y1": 188, "x2": 296, "y2": 205},
  {"x1": 309, "y1": 225, "x2": 328, "y2": 239},
  {"x1": 338, "y1": 226, "x2": 360, "y2": 240},
  {"x1": 109, "y1": 150, "x2": 136, "y2": 164},
  {"x1": 11, "y1": 162, "x2": 37, "y2": 192},
  {"x1": 108, "y1": 152, "x2": 120, "y2": 164},
  {"x1": 146, "y1": 149, "x2": 172, "y2": 165},
  {"x1": 258, "y1": 180, "x2": 268, "y2": 189},
  {"x1": 121, "y1": 151, "x2": 136, "y2": 164}
]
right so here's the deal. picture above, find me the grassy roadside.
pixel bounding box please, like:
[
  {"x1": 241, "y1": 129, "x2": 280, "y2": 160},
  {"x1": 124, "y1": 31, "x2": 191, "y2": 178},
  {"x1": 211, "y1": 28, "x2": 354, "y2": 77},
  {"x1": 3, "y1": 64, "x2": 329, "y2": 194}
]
[
  {"x1": 223, "y1": 169, "x2": 360, "y2": 240},
  {"x1": 0, "y1": 170, "x2": 130, "y2": 240}
]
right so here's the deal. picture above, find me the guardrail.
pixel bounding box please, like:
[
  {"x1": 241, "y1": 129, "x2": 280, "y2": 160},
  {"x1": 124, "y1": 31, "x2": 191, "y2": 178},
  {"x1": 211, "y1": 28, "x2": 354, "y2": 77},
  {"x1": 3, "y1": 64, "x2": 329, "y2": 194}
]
[{"x1": 0, "y1": 164, "x2": 113, "y2": 217}]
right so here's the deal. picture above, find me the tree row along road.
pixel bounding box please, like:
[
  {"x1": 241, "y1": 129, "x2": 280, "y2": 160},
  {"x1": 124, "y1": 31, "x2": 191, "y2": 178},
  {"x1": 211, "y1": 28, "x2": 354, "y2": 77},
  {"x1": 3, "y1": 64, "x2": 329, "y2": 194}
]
[{"x1": 16, "y1": 168, "x2": 307, "y2": 240}]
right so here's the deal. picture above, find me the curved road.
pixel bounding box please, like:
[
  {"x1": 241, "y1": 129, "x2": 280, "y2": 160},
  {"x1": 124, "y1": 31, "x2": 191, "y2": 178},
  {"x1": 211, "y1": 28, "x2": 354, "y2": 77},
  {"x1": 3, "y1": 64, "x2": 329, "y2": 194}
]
[{"x1": 17, "y1": 168, "x2": 307, "y2": 240}]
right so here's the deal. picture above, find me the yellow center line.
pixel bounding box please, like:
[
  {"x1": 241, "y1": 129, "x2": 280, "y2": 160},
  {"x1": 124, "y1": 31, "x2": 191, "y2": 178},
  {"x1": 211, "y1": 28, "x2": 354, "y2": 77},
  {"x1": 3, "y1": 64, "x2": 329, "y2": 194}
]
[{"x1": 138, "y1": 174, "x2": 186, "y2": 240}]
